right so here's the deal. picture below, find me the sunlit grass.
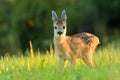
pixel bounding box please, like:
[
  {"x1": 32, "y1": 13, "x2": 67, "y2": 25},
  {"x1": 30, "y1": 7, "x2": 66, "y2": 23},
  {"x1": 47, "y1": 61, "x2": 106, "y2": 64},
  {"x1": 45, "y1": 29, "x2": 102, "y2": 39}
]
[{"x1": 0, "y1": 42, "x2": 120, "y2": 80}]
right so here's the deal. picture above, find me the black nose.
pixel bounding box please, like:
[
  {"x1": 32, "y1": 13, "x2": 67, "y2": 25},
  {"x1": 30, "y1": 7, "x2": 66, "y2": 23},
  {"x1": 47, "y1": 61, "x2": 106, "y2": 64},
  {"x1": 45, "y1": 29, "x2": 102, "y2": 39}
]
[{"x1": 57, "y1": 31, "x2": 63, "y2": 35}]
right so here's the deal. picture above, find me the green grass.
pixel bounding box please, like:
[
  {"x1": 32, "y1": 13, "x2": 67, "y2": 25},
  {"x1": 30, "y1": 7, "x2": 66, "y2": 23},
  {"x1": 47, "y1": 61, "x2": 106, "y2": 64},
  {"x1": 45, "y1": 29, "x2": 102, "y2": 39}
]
[{"x1": 0, "y1": 44, "x2": 120, "y2": 80}]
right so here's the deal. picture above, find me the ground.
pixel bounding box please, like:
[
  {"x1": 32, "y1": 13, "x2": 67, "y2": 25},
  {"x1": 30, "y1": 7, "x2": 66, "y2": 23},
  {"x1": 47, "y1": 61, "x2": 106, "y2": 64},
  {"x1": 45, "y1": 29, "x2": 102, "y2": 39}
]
[{"x1": 0, "y1": 43, "x2": 120, "y2": 80}]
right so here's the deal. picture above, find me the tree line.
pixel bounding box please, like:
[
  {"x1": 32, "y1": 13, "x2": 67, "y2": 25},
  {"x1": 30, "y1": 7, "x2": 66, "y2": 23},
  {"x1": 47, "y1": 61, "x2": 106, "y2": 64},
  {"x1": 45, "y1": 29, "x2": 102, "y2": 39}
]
[{"x1": 0, "y1": 0, "x2": 120, "y2": 55}]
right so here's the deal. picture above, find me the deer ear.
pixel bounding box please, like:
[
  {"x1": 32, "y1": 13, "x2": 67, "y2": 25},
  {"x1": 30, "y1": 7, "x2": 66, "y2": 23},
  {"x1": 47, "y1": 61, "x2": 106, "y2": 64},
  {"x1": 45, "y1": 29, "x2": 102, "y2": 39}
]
[
  {"x1": 52, "y1": 10, "x2": 58, "y2": 21},
  {"x1": 61, "y1": 10, "x2": 67, "y2": 21}
]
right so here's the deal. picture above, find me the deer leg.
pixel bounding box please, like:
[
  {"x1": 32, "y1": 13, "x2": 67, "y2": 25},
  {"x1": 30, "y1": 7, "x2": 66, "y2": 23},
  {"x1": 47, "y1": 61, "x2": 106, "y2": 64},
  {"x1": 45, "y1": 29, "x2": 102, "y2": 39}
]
[
  {"x1": 70, "y1": 58, "x2": 76, "y2": 68},
  {"x1": 59, "y1": 58, "x2": 67, "y2": 70},
  {"x1": 70, "y1": 53, "x2": 78, "y2": 69},
  {"x1": 82, "y1": 49, "x2": 96, "y2": 68},
  {"x1": 82, "y1": 56, "x2": 94, "y2": 67},
  {"x1": 89, "y1": 48, "x2": 97, "y2": 67}
]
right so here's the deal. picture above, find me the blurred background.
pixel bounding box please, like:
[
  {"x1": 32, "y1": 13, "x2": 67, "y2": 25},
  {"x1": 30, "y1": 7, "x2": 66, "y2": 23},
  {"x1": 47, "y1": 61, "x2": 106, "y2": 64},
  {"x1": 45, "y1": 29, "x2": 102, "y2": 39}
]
[{"x1": 0, "y1": 0, "x2": 120, "y2": 56}]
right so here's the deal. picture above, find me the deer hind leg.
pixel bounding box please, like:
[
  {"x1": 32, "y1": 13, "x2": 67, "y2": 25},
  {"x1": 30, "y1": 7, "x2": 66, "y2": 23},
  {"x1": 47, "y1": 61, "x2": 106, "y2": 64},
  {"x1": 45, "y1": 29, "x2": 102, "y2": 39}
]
[
  {"x1": 82, "y1": 49, "x2": 96, "y2": 68},
  {"x1": 82, "y1": 55, "x2": 95, "y2": 68}
]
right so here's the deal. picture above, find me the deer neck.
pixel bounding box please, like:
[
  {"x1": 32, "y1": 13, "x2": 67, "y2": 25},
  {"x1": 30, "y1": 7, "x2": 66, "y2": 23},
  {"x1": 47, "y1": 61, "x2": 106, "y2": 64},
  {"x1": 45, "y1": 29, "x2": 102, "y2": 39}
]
[{"x1": 54, "y1": 36, "x2": 66, "y2": 45}]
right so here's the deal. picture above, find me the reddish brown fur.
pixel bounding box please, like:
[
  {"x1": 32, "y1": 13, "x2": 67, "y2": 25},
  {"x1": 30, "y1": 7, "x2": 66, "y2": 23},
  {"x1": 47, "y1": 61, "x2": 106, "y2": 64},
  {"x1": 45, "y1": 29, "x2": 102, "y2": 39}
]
[
  {"x1": 54, "y1": 32, "x2": 99, "y2": 68},
  {"x1": 52, "y1": 10, "x2": 100, "y2": 69}
]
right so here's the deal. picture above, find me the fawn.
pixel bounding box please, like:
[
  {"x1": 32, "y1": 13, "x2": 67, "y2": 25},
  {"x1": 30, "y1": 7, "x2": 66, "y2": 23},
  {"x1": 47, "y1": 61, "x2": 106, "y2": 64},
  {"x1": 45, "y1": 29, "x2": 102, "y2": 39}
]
[{"x1": 52, "y1": 10, "x2": 100, "y2": 69}]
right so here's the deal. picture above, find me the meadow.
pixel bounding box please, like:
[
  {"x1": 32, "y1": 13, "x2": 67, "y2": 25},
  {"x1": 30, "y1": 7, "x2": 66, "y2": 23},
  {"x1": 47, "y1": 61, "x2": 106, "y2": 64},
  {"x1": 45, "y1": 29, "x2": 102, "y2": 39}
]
[{"x1": 0, "y1": 42, "x2": 120, "y2": 80}]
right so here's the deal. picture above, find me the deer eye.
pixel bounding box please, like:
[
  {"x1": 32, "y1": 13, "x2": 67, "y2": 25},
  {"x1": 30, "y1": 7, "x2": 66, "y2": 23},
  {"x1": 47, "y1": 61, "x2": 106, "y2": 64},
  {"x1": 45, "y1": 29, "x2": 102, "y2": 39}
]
[
  {"x1": 63, "y1": 26, "x2": 65, "y2": 29},
  {"x1": 54, "y1": 26, "x2": 57, "y2": 29}
]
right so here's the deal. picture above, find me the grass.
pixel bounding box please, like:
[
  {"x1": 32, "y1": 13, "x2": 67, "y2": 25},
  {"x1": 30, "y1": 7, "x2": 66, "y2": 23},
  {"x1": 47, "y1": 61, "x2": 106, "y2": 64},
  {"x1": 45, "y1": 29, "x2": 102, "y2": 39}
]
[{"x1": 0, "y1": 43, "x2": 120, "y2": 80}]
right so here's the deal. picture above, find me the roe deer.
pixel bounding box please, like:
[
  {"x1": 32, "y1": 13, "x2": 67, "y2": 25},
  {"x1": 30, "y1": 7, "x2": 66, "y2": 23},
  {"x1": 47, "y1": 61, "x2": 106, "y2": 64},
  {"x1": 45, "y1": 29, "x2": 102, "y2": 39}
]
[{"x1": 52, "y1": 10, "x2": 100, "y2": 69}]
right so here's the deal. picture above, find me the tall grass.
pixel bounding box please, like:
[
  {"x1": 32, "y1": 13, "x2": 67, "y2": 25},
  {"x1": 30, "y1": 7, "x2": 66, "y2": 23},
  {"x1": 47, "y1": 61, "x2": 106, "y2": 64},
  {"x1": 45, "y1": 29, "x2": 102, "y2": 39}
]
[{"x1": 0, "y1": 42, "x2": 120, "y2": 80}]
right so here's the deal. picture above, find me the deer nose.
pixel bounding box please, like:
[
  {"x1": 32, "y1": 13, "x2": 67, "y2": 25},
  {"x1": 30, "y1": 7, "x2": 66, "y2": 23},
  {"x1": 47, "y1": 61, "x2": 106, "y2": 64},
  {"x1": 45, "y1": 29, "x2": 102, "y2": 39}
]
[{"x1": 57, "y1": 31, "x2": 63, "y2": 35}]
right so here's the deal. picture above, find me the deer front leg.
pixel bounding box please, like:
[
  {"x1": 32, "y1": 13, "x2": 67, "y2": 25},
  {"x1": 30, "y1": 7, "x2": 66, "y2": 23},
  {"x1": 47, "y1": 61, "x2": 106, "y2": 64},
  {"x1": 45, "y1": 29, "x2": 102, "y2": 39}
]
[
  {"x1": 58, "y1": 57, "x2": 67, "y2": 70},
  {"x1": 70, "y1": 54, "x2": 78, "y2": 69},
  {"x1": 70, "y1": 58, "x2": 76, "y2": 69}
]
